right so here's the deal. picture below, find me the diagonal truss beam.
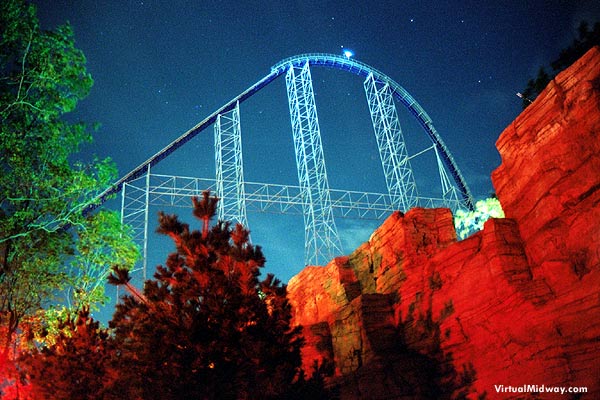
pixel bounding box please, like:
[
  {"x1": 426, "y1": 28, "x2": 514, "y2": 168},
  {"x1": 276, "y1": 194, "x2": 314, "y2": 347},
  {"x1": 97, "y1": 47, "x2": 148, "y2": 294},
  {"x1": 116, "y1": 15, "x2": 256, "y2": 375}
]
[
  {"x1": 113, "y1": 54, "x2": 475, "y2": 279},
  {"x1": 285, "y1": 61, "x2": 343, "y2": 266},
  {"x1": 121, "y1": 173, "x2": 464, "y2": 278},
  {"x1": 214, "y1": 101, "x2": 248, "y2": 227},
  {"x1": 364, "y1": 73, "x2": 418, "y2": 211}
]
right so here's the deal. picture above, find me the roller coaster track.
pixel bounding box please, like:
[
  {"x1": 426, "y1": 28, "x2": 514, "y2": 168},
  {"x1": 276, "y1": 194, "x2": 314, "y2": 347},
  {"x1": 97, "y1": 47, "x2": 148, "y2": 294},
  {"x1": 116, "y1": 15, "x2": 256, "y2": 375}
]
[
  {"x1": 89, "y1": 53, "x2": 474, "y2": 213},
  {"x1": 88, "y1": 53, "x2": 475, "y2": 267}
]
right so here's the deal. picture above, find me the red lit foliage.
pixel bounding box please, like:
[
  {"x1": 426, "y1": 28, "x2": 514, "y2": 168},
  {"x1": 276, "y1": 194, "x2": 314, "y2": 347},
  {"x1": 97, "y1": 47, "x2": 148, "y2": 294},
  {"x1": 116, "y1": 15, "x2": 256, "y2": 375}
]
[
  {"x1": 17, "y1": 308, "x2": 114, "y2": 400},
  {"x1": 16, "y1": 191, "x2": 332, "y2": 399},
  {"x1": 108, "y1": 191, "x2": 306, "y2": 399}
]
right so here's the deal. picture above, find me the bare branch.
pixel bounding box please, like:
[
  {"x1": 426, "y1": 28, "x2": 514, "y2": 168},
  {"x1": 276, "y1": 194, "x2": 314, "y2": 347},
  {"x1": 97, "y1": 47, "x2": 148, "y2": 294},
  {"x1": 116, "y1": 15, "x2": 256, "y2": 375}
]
[{"x1": 16, "y1": 29, "x2": 34, "y2": 103}]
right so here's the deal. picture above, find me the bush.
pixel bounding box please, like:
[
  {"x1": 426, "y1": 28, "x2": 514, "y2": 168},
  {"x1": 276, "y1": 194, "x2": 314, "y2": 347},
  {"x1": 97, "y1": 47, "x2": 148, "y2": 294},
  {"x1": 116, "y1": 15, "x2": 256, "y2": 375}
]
[{"x1": 454, "y1": 198, "x2": 504, "y2": 239}]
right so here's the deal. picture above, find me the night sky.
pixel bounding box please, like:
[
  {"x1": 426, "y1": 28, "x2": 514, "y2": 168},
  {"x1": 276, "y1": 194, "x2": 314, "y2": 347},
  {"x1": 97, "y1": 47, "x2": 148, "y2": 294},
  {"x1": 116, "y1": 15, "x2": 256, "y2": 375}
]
[{"x1": 31, "y1": 1, "x2": 600, "y2": 313}]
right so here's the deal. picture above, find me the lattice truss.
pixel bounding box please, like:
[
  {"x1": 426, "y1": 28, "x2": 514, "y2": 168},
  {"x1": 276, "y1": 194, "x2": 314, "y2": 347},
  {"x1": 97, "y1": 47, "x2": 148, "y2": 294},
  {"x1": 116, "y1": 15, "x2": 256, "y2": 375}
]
[
  {"x1": 214, "y1": 102, "x2": 248, "y2": 227},
  {"x1": 285, "y1": 62, "x2": 344, "y2": 265},
  {"x1": 364, "y1": 73, "x2": 418, "y2": 211},
  {"x1": 121, "y1": 62, "x2": 466, "y2": 271}
]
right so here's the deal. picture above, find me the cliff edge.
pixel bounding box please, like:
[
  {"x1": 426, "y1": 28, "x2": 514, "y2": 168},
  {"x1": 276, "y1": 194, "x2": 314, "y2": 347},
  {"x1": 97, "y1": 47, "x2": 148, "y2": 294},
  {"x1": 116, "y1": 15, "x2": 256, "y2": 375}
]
[{"x1": 287, "y1": 47, "x2": 600, "y2": 399}]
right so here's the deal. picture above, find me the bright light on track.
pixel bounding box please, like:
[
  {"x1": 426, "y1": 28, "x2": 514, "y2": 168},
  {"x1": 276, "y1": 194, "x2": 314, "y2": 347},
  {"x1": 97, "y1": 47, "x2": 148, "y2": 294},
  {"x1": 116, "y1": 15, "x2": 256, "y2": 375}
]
[{"x1": 343, "y1": 50, "x2": 354, "y2": 59}]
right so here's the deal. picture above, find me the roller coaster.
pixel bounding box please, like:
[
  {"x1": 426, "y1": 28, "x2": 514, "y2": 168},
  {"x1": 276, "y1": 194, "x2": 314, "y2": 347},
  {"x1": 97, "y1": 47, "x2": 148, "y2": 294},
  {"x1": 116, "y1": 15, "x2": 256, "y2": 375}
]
[{"x1": 92, "y1": 53, "x2": 475, "y2": 273}]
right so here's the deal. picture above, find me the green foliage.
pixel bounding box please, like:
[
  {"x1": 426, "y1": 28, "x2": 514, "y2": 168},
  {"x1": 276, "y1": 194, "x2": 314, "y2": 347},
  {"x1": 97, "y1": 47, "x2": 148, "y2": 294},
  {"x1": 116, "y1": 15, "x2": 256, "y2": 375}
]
[
  {"x1": 454, "y1": 197, "x2": 504, "y2": 239},
  {"x1": 68, "y1": 211, "x2": 139, "y2": 309},
  {"x1": 521, "y1": 21, "x2": 600, "y2": 108},
  {"x1": 0, "y1": 0, "x2": 138, "y2": 362}
]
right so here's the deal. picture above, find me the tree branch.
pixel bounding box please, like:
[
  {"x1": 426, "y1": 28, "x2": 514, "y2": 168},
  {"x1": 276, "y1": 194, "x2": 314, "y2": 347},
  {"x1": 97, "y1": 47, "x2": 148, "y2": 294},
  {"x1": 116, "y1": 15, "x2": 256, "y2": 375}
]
[{"x1": 16, "y1": 29, "x2": 34, "y2": 103}]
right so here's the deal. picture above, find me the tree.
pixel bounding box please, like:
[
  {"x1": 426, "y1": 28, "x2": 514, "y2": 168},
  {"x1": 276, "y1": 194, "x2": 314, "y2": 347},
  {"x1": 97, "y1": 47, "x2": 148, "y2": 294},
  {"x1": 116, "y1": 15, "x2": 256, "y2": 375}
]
[
  {"x1": 0, "y1": 0, "x2": 137, "y2": 372},
  {"x1": 454, "y1": 197, "x2": 504, "y2": 239},
  {"x1": 193, "y1": 190, "x2": 219, "y2": 239},
  {"x1": 521, "y1": 21, "x2": 600, "y2": 108},
  {"x1": 17, "y1": 308, "x2": 115, "y2": 400},
  {"x1": 14, "y1": 193, "x2": 333, "y2": 399},
  {"x1": 107, "y1": 192, "x2": 323, "y2": 399}
]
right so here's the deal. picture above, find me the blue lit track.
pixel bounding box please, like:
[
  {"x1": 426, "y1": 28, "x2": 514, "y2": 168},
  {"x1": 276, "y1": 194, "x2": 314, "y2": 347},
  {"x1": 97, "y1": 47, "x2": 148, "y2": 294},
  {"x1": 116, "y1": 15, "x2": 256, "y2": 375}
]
[{"x1": 88, "y1": 53, "x2": 474, "y2": 213}]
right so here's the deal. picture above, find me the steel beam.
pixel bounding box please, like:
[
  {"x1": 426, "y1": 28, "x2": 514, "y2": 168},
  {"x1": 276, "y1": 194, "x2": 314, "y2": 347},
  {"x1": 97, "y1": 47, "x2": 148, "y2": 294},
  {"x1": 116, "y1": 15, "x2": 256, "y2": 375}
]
[
  {"x1": 214, "y1": 102, "x2": 248, "y2": 227},
  {"x1": 364, "y1": 73, "x2": 418, "y2": 211},
  {"x1": 285, "y1": 62, "x2": 343, "y2": 266}
]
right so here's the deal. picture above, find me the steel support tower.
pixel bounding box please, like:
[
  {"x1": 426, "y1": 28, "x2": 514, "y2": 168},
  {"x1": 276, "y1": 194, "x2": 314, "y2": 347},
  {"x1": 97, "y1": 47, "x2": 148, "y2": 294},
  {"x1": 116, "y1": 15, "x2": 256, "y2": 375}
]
[
  {"x1": 214, "y1": 102, "x2": 248, "y2": 227},
  {"x1": 364, "y1": 73, "x2": 418, "y2": 211},
  {"x1": 120, "y1": 165, "x2": 151, "y2": 280},
  {"x1": 285, "y1": 61, "x2": 343, "y2": 265},
  {"x1": 106, "y1": 53, "x2": 477, "y2": 277}
]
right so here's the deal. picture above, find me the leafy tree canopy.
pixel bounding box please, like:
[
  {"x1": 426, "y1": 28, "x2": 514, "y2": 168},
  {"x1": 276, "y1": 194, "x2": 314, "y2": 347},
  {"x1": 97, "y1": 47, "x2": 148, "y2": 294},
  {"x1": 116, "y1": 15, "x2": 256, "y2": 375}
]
[
  {"x1": 454, "y1": 197, "x2": 504, "y2": 239},
  {"x1": 16, "y1": 308, "x2": 113, "y2": 400},
  {"x1": 0, "y1": 0, "x2": 137, "y2": 367}
]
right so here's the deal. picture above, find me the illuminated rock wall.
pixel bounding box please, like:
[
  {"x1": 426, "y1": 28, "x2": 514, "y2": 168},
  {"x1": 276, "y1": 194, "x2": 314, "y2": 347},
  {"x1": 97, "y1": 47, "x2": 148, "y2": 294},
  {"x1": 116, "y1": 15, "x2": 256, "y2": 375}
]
[{"x1": 287, "y1": 47, "x2": 600, "y2": 399}]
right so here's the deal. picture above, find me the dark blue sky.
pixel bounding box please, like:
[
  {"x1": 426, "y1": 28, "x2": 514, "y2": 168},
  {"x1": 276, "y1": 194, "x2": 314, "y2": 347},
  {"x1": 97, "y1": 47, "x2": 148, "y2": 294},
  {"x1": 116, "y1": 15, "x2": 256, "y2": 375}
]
[{"x1": 32, "y1": 1, "x2": 599, "y2": 292}]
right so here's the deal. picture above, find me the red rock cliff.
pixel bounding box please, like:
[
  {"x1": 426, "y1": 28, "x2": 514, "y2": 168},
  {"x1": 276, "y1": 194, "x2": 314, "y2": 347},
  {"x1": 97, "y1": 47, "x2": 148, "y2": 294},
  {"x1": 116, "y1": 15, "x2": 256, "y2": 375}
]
[{"x1": 287, "y1": 47, "x2": 600, "y2": 399}]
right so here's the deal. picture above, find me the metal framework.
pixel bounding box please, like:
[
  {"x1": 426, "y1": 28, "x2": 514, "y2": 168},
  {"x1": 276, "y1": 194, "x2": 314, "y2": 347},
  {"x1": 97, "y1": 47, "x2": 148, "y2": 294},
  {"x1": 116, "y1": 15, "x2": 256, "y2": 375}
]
[
  {"x1": 123, "y1": 173, "x2": 461, "y2": 217},
  {"x1": 364, "y1": 73, "x2": 418, "y2": 210},
  {"x1": 121, "y1": 172, "x2": 463, "y2": 271},
  {"x1": 285, "y1": 62, "x2": 343, "y2": 265},
  {"x1": 434, "y1": 145, "x2": 461, "y2": 205},
  {"x1": 120, "y1": 165, "x2": 151, "y2": 279},
  {"x1": 214, "y1": 102, "x2": 248, "y2": 226},
  {"x1": 109, "y1": 53, "x2": 477, "y2": 275}
]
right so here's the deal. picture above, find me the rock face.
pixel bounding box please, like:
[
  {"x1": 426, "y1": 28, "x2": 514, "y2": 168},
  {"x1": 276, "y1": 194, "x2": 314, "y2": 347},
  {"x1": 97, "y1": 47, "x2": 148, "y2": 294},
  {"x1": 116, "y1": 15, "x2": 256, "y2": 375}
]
[{"x1": 287, "y1": 47, "x2": 600, "y2": 399}]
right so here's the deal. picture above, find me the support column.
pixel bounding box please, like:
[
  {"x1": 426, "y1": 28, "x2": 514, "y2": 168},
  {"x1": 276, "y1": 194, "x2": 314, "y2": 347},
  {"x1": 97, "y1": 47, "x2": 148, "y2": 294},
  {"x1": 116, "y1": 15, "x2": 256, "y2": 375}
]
[
  {"x1": 214, "y1": 101, "x2": 248, "y2": 228},
  {"x1": 286, "y1": 62, "x2": 342, "y2": 266},
  {"x1": 434, "y1": 145, "x2": 461, "y2": 210},
  {"x1": 364, "y1": 73, "x2": 418, "y2": 211},
  {"x1": 120, "y1": 165, "x2": 151, "y2": 283}
]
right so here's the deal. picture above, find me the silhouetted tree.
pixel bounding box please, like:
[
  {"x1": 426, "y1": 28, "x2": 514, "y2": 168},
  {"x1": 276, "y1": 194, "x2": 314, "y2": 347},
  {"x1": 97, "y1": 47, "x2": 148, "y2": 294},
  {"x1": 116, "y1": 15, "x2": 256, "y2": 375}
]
[
  {"x1": 192, "y1": 190, "x2": 219, "y2": 239},
  {"x1": 551, "y1": 21, "x2": 600, "y2": 71},
  {"x1": 521, "y1": 21, "x2": 600, "y2": 108},
  {"x1": 106, "y1": 191, "x2": 320, "y2": 399},
  {"x1": 14, "y1": 192, "x2": 333, "y2": 399},
  {"x1": 107, "y1": 265, "x2": 147, "y2": 304},
  {"x1": 521, "y1": 67, "x2": 551, "y2": 107}
]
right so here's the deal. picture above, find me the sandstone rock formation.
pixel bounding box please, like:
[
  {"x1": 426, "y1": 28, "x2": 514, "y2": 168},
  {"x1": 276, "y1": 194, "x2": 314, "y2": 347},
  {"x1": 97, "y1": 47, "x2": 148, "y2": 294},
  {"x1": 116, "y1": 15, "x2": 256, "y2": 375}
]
[{"x1": 287, "y1": 47, "x2": 600, "y2": 399}]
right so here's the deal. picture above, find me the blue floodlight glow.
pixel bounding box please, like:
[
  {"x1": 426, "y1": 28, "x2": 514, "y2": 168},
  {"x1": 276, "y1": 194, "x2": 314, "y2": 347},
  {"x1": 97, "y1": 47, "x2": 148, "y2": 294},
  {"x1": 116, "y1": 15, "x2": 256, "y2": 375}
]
[{"x1": 343, "y1": 50, "x2": 354, "y2": 59}]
